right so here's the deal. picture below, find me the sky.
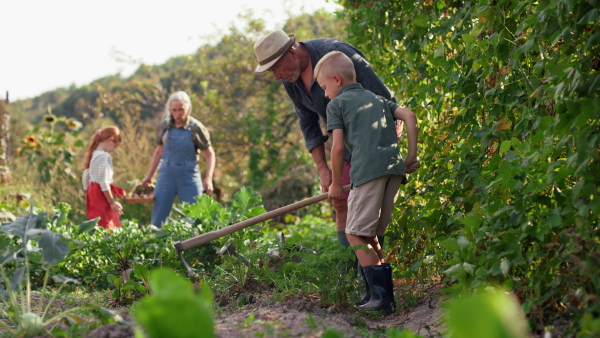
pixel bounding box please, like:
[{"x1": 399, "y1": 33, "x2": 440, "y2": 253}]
[{"x1": 0, "y1": 0, "x2": 341, "y2": 101}]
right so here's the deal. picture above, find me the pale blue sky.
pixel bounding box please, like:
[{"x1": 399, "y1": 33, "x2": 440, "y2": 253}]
[{"x1": 0, "y1": 0, "x2": 340, "y2": 101}]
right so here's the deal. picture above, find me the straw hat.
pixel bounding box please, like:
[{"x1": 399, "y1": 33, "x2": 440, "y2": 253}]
[{"x1": 254, "y1": 30, "x2": 296, "y2": 73}]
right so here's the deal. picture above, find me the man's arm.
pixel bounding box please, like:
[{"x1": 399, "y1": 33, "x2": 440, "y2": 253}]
[
  {"x1": 328, "y1": 129, "x2": 345, "y2": 200},
  {"x1": 285, "y1": 81, "x2": 329, "y2": 152},
  {"x1": 310, "y1": 143, "x2": 332, "y2": 193},
  {"x1": 285, "y1": 86, "x2": 335, "y2": 189}
]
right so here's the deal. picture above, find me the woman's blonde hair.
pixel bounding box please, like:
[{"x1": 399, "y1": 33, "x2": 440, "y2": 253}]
[
  {"x1": 82, "y1": 126, "x2": 121, "y2": 169},
  {"x1": 162, "y1": 91, "x2": 193, "y2": 122}
]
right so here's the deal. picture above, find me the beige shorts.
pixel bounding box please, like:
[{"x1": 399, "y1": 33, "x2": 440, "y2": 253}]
[{"x1": 345, "y1": 175, "x2": 404, "y2": 237}]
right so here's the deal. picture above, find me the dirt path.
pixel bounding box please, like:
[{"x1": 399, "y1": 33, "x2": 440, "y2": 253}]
[
  {"x1": 77, "y1": 286, "x2": 443, "y2": 338},
  {"x1": 42, "y1": 283, "x2": 443, "y2": 338},
  {"x1": 214, "y1": 286, "x2": 444, "y2": 337}
]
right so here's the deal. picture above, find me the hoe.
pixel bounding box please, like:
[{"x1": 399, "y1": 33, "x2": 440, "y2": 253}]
[{"x1": 174, "y1": 185, "x2": 351, "y2": 275}]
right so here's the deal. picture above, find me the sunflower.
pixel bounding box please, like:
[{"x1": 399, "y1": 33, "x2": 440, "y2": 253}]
[
  {"x1": 65, "y1": 118, "x2": 82, "y2": 130},
  {"x1": 43, "y1": 114, "x2": 57, "y2": 123},
  {"x1": 25, "y1": 135, "x2": 37, "y2": 147}
]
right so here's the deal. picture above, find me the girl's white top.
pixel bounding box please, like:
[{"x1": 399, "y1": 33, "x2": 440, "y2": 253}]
[{"x1": 82, "y1": 150, "x2": 114, "y2": 191}]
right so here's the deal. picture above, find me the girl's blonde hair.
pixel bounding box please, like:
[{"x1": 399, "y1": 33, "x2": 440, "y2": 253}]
[{"x1": 83, "y1": 126, "x2": 121, "y2": 169}]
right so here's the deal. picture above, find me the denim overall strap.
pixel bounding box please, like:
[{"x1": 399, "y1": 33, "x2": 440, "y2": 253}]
[{"x1": 151, "y1": 126, "x2": 203, "y2": 227}]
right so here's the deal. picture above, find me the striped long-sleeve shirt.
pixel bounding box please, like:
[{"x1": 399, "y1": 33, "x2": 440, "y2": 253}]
[{"x1": 82, "y1": 150, "x2": 114, "y2": 191}]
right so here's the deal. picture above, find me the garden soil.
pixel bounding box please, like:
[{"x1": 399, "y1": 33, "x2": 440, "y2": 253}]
[
  {"x1": 79, "y1": 285, "x2": 444, "y2": 338},
  {"x1": 212, "y1": 286, "x2": 444, "y2": 337}
]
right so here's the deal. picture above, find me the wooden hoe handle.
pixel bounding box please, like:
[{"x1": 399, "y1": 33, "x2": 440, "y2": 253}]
[{"x1": 174, "y1": 185, "x2": 350, "y2": 252}]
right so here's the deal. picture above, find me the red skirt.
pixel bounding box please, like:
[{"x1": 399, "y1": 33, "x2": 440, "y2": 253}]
[{"x1": 86, "y1": 183, "x2": 126, "y2": 229}]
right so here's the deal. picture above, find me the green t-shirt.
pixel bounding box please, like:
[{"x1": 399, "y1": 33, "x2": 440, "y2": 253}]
[{"x1": 326, "y1": 83, "x2": 406, "y2": 187}]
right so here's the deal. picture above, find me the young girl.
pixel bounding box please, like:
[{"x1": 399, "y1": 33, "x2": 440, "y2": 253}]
[{"x1": 82, "y1": 126, "x2": 125, "y2": 229}]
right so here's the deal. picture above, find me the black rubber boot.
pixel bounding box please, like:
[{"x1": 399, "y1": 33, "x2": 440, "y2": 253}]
[
  {"x1": 381, "y1": 263, "x2": 396, "y2": 311},
  {"x1": 357, "y1": 264, "x2": 370, "y2": 305},
  {"x1": 357, "y1": 264, "x2": 396, "y2": 314},
  {"x1": 356, "y1": 235, "x2": 385, "y2": 305}
]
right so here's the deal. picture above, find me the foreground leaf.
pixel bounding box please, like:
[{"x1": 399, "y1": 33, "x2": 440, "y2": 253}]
[{"x1": 132, "y1": 268, "x2": 214, "y2": 338}]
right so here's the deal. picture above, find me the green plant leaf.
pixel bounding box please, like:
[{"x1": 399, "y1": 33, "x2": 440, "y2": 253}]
[
  {"x1": 445, "y1": 263, "x2": 465, "y2": 277},
  {"x1": 77, "y1": 219, "x2": 98, "y2": 234},
  {"x1": 107, "y1": 274, "x2": 119, "y2": 287},
  {"x1": 386, "y1": 327, "x2": 420, "y2": 338},
  {"x1": 132, "y1": 268, "x2": 214, "y2": 338},
  {"x1": 445, "y1": 289, "x2": 530, "y2": 338},
  {"x1": 547, "y1": 214, "x2": 562, "y2": 228},
  {"x1": 461, "y1": 263, "x2": 475, "y2": 276},
  {"x1": 501, "y1": 260, "x2": 511, "y2": 276},
  {"x1": 134, "y1": 284, "x2": 147, "y2": 294},
  {"x1": 461, "y1": 213, "x2": 481, "y2": 230},
  {"x1": 10, "y1": 266, "x2": 26, "y2": 291},
  {"x1": 413, "y1": 13, "x2": 429, "y2": 27},
  {"x1": 37, "y1": 231, "x2": 69, "y2": 265},
  {"x1": 458, "y1": 236, "x2": 470, "y2": 251},
  {"x1": 434, "y1": 43, "x2": 445, "y2": 58},
  {"x1": 1, "y1": 214, "x2": 34, "y2": 240},
  {"x1": 576, "y1": 8, "x2": 598, "y2": 25},
  {"x1": 52, "y1": 275, "x2": 80, "y2": 285},
  {"x1": 148, "y1": 269, "x2": 193, "y2": 299},
  {"x1": 584, "y1": 31, "x2": 600, "y2": 54},
  {"x1": 133, "y1": 264, "x2": 150, "y2": 279},
  {"x1": 182, "y1": 195, "x2": 225, "y2": 221},
  {"x1": 441, "y1": 238, "x2": 460, "y2": 252},
  {"x1": 499, "y1": 140, "x2": 512, "y2": 155},
  {"x1": 232, "y1": 187, "x2": 264, "y2": 216}
]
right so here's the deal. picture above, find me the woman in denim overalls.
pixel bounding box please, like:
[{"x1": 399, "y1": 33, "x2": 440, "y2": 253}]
[{"x1": 141, "y1": 91, "x2": 216, "y2": 227}]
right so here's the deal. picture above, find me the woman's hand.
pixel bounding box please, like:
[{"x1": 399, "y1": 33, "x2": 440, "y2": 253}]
[
  {"x1": 141, "y1": 177, "x2": 152, "y2": 187},
  {"x1": 110, "y1": 200, "x2": 124, "y2": 215},
  {"x1": 203, "y1": 178, "x2": 214, "y2": 195}
]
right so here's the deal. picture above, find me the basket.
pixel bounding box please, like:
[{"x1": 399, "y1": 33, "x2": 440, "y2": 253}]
[{"x1": 126, "y1": 184, "x2": 154, "y2": 204}]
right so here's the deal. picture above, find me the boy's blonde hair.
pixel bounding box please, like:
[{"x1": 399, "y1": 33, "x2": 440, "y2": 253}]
[{"x1": 314, "y1": 51, "x2": 357, "y2": 83}]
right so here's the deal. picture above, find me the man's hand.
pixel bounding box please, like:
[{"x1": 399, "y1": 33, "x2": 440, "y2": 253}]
[{"x1": 318, "y1": 167, "x2": 333, "y2": 192}]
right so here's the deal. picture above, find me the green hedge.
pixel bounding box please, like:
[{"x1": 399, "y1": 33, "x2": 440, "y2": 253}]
[{"x1": 340, "y1": 0, "x2": 599, "y2": 334}]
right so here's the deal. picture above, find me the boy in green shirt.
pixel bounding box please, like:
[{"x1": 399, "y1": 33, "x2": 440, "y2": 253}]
[{"x1": 315, "y1": 51, "x2": 419, "y2": 314}]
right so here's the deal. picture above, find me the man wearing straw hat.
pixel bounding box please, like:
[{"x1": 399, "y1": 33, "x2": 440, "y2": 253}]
[
  {"x1": 253, "y1": 31, "x2": 403, "y2": 308},
  {"x1": 253, "y1": 30, "x2": 400, "y2": 252}
]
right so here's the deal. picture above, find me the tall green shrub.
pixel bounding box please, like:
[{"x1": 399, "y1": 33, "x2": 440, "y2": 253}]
[{"x1": 339, "y1": 0, "x2": 599, "y2": 333}]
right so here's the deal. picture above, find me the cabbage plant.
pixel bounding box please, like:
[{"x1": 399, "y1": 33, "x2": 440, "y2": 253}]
[{"x1": 0, "y1": 203, "x2": 121, "y2": 337}]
